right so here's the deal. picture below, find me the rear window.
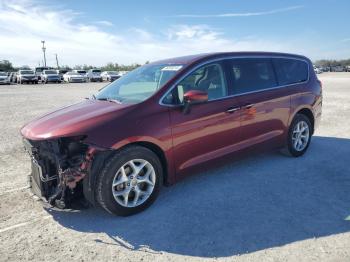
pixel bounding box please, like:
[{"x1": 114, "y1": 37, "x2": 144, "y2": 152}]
[
  {"x1": 20, "y1": 70, "x2": 34, "y2": 74},
  {"x1": 44, "y1": 70, "x2": 56, "y2": 74},
  {"x1": 230, "y1": 58, "x2": 277, "y2": 94},
  {"x1": 273, "y1": 58, "x2": 309, "y2": 85}
]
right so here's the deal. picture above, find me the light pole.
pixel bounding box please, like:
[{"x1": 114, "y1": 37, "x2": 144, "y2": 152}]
[
  {"x1": 55, "y1": 54, "x2": 59, "y2": 69},
  {"x1": 41, "y1": 40, "x2": 47, "y2": 67}
]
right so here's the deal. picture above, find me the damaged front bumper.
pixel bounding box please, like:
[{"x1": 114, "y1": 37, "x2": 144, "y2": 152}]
[{"x1": 23, "y1": 137, "x2": 100, "y2": 208}]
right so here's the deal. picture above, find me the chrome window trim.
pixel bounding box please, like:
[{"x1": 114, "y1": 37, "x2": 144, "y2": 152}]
[{"x1": 159, "y1": 55, "x2": 310, "y2": 107}]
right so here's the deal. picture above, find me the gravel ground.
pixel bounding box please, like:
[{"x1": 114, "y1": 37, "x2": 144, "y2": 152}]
[{"x1": 0, "y1": 73, "x2": 349, "y2": 261}]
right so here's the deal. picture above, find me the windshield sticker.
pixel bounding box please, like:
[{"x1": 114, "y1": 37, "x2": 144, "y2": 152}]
[{"x1": 161, "y1": 65, "x2": 183, "y2": 71}]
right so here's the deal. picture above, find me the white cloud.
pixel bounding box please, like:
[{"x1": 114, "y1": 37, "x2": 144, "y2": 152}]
[
  {"x1": 167, "y1": 25, "x2": 222, "y2": 41},
  {"x1": 0, "y1": 0, "x2": 343, "y2": 67},
  {"x1": 94, "y1": 20, "x2": 114, "y2": 26},
  {"x1": 167, "y1": 5, "x2": 304, "y2": 18}
]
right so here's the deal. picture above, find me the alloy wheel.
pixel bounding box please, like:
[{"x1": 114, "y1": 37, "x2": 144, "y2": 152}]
[
  {"x1": 292, "y1": 120, "x2": 310, "y2": 151},
  {"x1": 111, "y1": 159, "x2": 156, "y2": 208}
]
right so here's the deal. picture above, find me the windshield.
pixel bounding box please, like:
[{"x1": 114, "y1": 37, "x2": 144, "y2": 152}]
[
  {"x1": 20, "y1": 70, "x2": 34, "y2": 74},
  {"x1": 96, "y1": 64, "x2": 183, "y2": 104},
  {"x1": 35, "y1": 67, "x2": 50, "y2": 73},
  {"x1": 107, "y1": 71, "x2": 117, "y2": 75},
  {"x1": 77, "y1": 70, "x2": 86, "y2": 74},
  {"x1": 92, "y1": 70, "x2": 101, "y2": 73},
  {"x1": 44, "y1": 70, "x2": 57, "y2": 74},
  {"x1": 0, "y1": 72, "x2": 7, "y2": 76}
]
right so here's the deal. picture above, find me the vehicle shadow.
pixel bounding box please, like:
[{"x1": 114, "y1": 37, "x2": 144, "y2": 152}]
[{"x1": 46, "y1": 136, "x2": 350, "y2": 258}]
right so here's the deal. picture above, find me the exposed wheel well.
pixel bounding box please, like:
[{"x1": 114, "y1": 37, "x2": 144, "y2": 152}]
[
  {"x1": 126, "y1": 142, "x2": 168, "y2": 186},
  {"x1": 296, "y1": 108, "x2": 314, "y2": 133}
]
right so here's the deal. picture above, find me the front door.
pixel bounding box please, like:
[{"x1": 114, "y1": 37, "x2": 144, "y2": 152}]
[{"x1": 167, "y1": 62, "x2": 242, "y2": 174}]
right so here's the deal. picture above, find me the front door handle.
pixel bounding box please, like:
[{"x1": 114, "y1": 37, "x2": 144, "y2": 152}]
[{"x1": 226, "y1": 106, "x2": 241, "y2": 113}]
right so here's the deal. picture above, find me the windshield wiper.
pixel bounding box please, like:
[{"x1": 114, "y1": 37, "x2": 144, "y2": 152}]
[{"x1": 96, "y1": 97, "x2": 123, "y2": 104}]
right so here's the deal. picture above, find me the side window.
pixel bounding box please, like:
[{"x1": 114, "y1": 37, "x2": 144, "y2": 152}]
[
  {"x1": 273, "y1": 58, "x2": 308, "y2": 85},
  {"x1": 164, "y1": 63, "x2": 227, "y2": 104},
  {"x1": 230, "y1": 59, "x2": 277, "y2": 95}
]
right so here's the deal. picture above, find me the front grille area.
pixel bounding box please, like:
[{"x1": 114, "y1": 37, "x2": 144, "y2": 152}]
[
  {"x1": 23, "y1": 137, "x2": 90, "y2": 207},
  {"x1": 24, "y1": 139, "x2": 60, "y2": 199},
  {"x1": 71, "y1": 78, "x2": 84, "y2": 82}
]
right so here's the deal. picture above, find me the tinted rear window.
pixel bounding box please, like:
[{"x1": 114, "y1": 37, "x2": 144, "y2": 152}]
[
  {"x1": 273, "y1": 58, "x2": 308, "y2": 85},
  {"x1": 230, "y1": 58, "x2": 277, "y2": 94}
]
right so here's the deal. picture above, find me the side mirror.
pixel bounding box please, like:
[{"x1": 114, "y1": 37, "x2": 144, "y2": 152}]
[{"x1": 183, "y1": 90, "x2": 208, "y2": 114}]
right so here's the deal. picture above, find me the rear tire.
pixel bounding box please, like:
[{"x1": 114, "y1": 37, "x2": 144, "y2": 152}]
[
  {"x1": 286, "y1": 114, "x2": 312, "y2": 157},
  {"x1": 96, "y1": 146, "x2": 163, "y2": 216}
]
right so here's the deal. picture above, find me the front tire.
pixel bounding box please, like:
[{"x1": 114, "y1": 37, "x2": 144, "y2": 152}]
[
  {"x1": 96, "y1": 146, "x2": 163, "y2": 216},
  {"x1": 286, "y1": 114, "x2": 312, "y2": 157}
]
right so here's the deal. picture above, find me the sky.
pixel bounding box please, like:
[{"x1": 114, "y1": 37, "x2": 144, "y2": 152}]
[{"x1": 0, "y1": 0, "x2": 349, "y2": 67}]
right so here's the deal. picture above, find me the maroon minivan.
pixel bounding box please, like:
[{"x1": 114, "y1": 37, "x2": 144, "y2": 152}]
[{"x1": 21, "y1": 52, "x2": 322, "y2": 216}]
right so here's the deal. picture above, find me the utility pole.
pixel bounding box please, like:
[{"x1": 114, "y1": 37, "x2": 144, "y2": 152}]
[
  {"x1": 41, "y1": 40, "x2": 47, "y2": 67},
  {"x1": 55, "y1": 54, "x2": 59, "y2": 69}
]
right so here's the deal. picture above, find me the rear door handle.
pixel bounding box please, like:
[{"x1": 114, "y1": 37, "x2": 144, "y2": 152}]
[
  {"x1": 226, "y1": 106, "x2": 241, "y2": 113},
  {"x1": 243, "y1": 103, "x2": 254, "y2": 109}
]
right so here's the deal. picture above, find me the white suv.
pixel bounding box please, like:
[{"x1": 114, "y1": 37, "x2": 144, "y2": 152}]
[
  {"x1": 87, "y1": 69, "x2": 102, "y2": 82},
  {"x1": 17, "y1": 70, "x2": 38, "y2": 84}
]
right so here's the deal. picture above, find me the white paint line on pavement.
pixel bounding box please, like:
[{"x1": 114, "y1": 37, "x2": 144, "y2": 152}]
[
  {"x1": 0, "y1": 215, "x2": 51, "y2": 234},
  {"x1": 0, "y1": 186, "x2": 29, "y2": 196}
]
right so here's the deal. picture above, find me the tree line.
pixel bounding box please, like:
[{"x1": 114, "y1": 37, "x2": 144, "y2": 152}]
[
  {"x1": 0, "y1": 60, "x2": 150, "y2": 72},
  {"x1": 71, "y1": 61, "x2": 149, "y2": 71},
  {"x1": 314, "y1": 59, "x2": 350, "y2": 67}
]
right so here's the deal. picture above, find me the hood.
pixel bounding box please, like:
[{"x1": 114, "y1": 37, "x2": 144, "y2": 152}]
[
  {"x1": 0, "y1": 76, "x2": 7, "y2": 79},
  {"x1": 70, "y1": 74, "x2": 84, "y2": 77},
  {"x1": 21, "y1": 99, "x2": 133, "y2": 140}
]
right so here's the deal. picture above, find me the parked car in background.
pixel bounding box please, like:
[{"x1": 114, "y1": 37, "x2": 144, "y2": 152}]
[
  {"x1": 101, "y1": 71, "x2": 120, "y2": 82},
  {"x1": 41, "y1": 70, "x2": 61, "y2": 83},
  {"x1": 63, "y1": 71, "x2": 87, "y2": 83},
  {"x1": 87, "y1": 69, "x2": 103, "y2": 82},
  {"x1": 35, "y1": 67, "x2": 54, "y2": 82},
  {"x1": 331, "y1": 66, "x2": 344, "y2": 72},
  {"x1": 9, "y1": 72, "x2": 17, "y2": 83},
  {"x1": 57, "y1": 69, "x2": 69, "y2": 81},
  {"x1": 17, "y1": 69, "x2": 38, "y2": 84},
  {"x1": 73, "y1": 70, "x2": 87, "y2": 75},
  {"x1": 117, "y1": 71, "x2": 129, "y2": 77},
  {"x1": 21, "y1": 52, "x2": 322, "y2": 216},
  {"x1": 313, "y1": 66, "x2": 322, "y2": 74},
  {"x1": 0, "y1": 72, "x2": 10, "y2": 84},
  {"x1": 345, "y1": 65, "x2": 350, "y2": 72}
]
